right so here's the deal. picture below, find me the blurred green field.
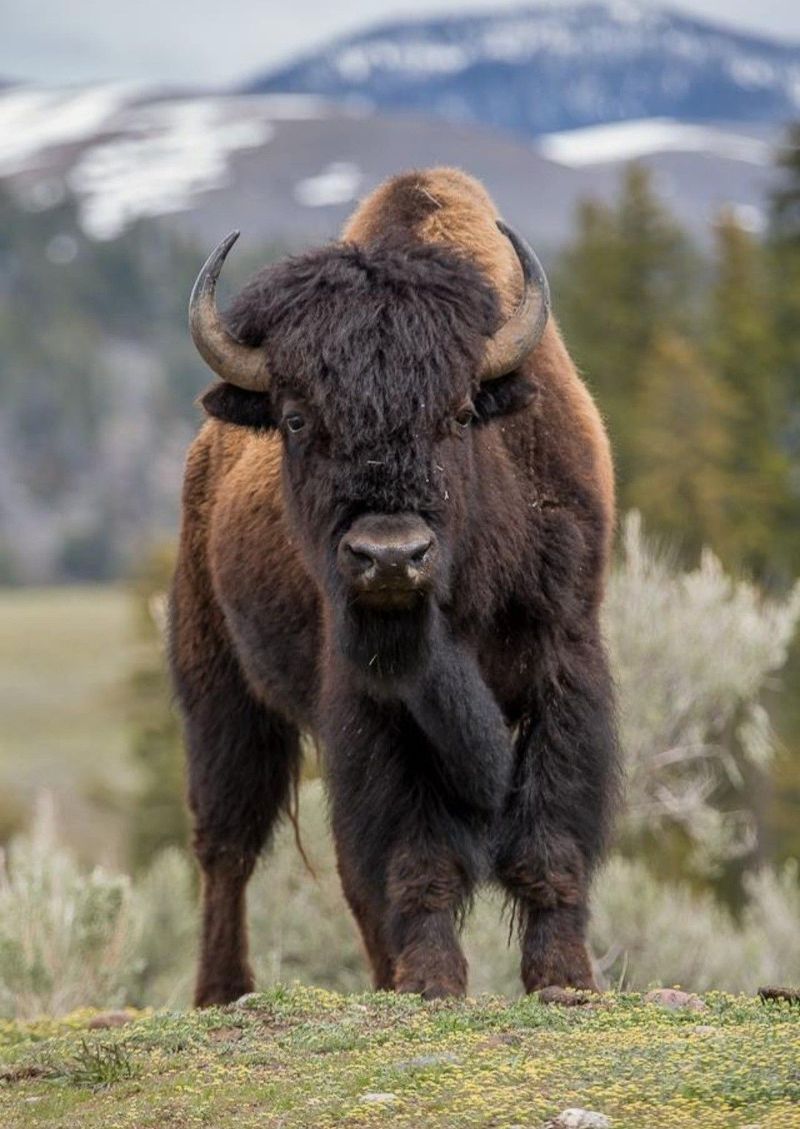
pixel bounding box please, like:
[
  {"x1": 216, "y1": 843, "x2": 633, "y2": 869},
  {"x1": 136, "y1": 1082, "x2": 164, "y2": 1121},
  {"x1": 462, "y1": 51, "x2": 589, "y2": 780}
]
[{"x1": 0, "y1": 586, "x2": 140, "y2": 865}]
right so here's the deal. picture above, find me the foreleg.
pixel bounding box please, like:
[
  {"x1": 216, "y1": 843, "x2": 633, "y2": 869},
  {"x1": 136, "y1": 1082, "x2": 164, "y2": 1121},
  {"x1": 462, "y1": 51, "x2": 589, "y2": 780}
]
[{"x1": 496, "y1": 633, "x2": 620, "y2": 992}]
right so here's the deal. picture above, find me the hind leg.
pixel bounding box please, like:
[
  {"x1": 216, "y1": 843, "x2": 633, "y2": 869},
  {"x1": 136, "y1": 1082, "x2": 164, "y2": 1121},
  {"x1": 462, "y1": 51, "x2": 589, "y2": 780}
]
[
  {"x1": 170, "y1": 589, "x2": 301, "y2": 1006},
  {"x1": 336, "y1": 846, "x2": 395, "y2": 990},
  {"x1": 187, "y1": 696, "x2": 300, "y2": 1007}
]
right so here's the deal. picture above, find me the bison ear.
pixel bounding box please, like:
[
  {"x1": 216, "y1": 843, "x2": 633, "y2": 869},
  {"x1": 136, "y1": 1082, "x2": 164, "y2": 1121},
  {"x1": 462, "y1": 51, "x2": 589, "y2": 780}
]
[
  {"x1": 473, "y1": 372, "x2": 537, "y2": 424},
  {"x1": 200, "y1": 383, "x2": 277, "y2": 430}
]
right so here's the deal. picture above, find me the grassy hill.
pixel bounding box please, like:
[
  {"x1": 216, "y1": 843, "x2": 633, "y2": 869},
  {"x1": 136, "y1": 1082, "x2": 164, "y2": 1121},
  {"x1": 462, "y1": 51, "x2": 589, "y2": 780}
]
[{"x1": 1, "y1": 986, "x2": 798, "y2": 1128}]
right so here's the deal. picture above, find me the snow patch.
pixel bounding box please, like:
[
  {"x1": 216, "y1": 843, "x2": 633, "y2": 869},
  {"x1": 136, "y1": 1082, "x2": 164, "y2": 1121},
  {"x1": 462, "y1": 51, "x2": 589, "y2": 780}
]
[
  {"x1": 335, "y1": 42, "x2": 468, "y2": 82},
  {"x1": 608, "y1": 0, "x2": 648, "y2": 23},
  {"x1": 69, "y1": 99, "x2": 273, "y2": 239},
  {"x1": 538, "y1": 118, "x2": 773, "y2": 167},
  {"x1": 294, "y1": 162, "x2": 362, "y2": 208},
  {"x1": 0, "y1": 84, "x2": 142, "y2": 174},
  {"x1": 0, "y1": 86, "x2": 334, "y2": 238},
  {"x1": 728, "y1": 57, "x2": 779, "y2": 91}
]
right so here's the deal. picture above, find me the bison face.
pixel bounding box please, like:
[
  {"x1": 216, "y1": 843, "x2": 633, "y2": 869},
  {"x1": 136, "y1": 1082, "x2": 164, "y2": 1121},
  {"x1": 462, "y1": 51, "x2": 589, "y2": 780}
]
[
  {"x1": 195, "y1": 236, "x2": 547, "y2": 677},
  {"x1": 264, "y1": 376, "x2": 491, "y2": 675}
]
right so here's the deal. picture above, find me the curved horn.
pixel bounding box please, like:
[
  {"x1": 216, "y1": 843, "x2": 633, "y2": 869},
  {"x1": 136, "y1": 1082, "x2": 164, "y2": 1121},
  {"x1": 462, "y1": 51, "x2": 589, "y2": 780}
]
[
  {"x1": 188, "y1": 231, "x2": 271, "y2": 391},
  {"x1": 480, "y1": 220, "x2": 550, "y2": 382}
]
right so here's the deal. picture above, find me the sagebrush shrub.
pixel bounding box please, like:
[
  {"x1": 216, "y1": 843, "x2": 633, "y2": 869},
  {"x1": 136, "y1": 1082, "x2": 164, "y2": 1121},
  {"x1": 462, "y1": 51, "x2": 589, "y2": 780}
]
[
  {"x1": 606, "y1": 513, "x2": 800, "y2": 870},
  {"x1": 0, "y1": 796, "x2": 133, "y2": 1019}
]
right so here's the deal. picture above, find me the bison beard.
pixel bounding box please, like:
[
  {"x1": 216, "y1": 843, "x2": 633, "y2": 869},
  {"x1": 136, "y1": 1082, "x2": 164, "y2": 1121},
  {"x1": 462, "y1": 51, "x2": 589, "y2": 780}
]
[
  {"x1": 336, "y1": 603, "x2": 513, "y2": 816},
  {"x1": 172, "y1": 167, "x2": 620, "y2": 1004},
  {"x1": 400, "y1": 623, "x2": 513, "y2": 818},
  {"x1": 334, "y1": 600, "x2": 435, "y2": 683}
]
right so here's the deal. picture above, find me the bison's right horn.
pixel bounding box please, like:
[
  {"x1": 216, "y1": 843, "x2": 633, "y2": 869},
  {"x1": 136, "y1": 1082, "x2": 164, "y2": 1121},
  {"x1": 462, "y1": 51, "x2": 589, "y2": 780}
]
[{"x1": 189, "y1": 231, "x2": 271, "y2": 391}]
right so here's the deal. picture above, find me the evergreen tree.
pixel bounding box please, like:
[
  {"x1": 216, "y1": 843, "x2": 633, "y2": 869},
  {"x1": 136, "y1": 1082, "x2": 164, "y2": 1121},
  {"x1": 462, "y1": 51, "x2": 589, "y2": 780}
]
[
  {"x1": 556, "y1": 163, "x2": 697, "y2": 500},
  {"x1": 769, "y1": 125, "x2": 800, "y2": 570},
  {"x1": 630, "y1": 334, "x2": 737, "y2": 559},
  {"x1": 554, "y1": 198, "x2": 619, "y2": 382},
  {"x1": 771, "y1": 123, "x2": 800, "y2": 244},
  {"x1": 708, "y1": 210, "x2": 793, "y2": 579}
]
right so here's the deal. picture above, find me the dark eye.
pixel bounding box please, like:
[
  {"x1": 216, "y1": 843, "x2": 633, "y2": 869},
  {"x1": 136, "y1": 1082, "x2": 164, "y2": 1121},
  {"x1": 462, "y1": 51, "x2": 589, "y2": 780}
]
[
  {"x1": 285, "y1": 413, "x2": 306, "y2": 434},
  {"x1": 455, "y1": 407, "x2": 475, "y2": 429}
]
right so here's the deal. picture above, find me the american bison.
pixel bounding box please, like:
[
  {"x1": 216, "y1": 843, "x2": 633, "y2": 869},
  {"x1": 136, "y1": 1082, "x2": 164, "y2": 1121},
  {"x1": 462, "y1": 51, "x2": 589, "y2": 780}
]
[{"x1": 170, "y1": 167, "x2": 620, "y2": 1006}]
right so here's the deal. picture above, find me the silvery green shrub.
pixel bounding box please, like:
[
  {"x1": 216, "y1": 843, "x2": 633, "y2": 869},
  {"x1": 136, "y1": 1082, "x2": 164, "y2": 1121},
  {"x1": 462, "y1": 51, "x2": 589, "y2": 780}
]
[
  {"x1": 0, "y1": 796, "x2": 133, "y2": 1019},
  {"x1": 605, "y1": 513, "x2": 800, "y2": 870}
]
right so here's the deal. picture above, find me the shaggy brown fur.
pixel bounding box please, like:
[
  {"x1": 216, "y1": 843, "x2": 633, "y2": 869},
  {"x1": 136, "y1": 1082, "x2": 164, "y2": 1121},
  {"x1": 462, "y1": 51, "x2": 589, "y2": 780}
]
[{"x1": 170, "y1": 167, "x2": 619, "y2": 1006}]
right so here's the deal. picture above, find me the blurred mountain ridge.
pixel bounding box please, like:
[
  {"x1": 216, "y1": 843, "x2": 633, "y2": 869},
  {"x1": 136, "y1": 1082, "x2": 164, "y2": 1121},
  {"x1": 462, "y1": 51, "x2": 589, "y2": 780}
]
[
  {"x1": 247, "y1": 1, "x2": 800, "y2": 136},
  {"x1": 0, "y1": 82, "x2": 780, "y2": 251}
]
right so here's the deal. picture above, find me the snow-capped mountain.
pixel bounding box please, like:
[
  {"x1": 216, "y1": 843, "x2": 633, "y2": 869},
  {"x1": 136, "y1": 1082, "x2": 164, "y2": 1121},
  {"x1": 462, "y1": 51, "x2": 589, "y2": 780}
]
[
  {"x1": 247, "y1": 1, "x2": 800, "y2": 137},
  {"x1": 0, "y1": 80, "x2": 780, "y2": 247},
  {"x1": 1, "y1": 4, "x2": 792, "y2": 248}
]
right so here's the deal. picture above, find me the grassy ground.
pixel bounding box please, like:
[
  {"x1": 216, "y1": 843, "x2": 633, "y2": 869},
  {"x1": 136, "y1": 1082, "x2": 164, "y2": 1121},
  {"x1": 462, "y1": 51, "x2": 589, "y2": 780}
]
[
  {"x1": 0, "y1": 585, "x2": 138, "y2": 863},
  {"x1": 1, "y1": 986, "x2": 798, "y2": 1128}
]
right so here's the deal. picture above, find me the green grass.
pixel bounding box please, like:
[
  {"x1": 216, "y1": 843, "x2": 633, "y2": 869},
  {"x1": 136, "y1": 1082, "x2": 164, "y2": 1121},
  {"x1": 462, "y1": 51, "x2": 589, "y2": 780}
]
[
  {"x1": 0, "y1": 986, "x2": 798, "y2": 1128},
  {"x1": 0, "y1": 585, "x2": 139, "y2": 862}
]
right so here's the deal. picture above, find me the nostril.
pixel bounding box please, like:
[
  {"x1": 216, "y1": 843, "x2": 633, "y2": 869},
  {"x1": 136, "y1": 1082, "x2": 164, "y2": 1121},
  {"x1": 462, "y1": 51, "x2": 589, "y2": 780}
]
[
  {"x1": 344, "y1": 543, "x2": 375, "y2": 571},
  {"x1": 409, "y1": 539, "x2": 433, "y2": 566}
]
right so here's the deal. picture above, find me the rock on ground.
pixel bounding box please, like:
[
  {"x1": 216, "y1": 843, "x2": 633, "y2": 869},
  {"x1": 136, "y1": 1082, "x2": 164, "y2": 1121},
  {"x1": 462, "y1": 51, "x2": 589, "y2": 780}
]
[
  {"x1": 548, "y1": 1110, "x2": 612, "y2": 1128},
  {"x1": 86, "y1": 1011, "x2": 134, "y2": 1029},
  {"x1": 644, "y1": 988, "x2": 707, "y2": 1012}
]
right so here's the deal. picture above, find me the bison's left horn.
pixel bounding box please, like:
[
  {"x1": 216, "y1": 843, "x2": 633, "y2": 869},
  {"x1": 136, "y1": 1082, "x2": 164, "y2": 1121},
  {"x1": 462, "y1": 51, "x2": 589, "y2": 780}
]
[
  {"x1": 189, "y1": 231, "x2": 271, "y2": 391},
  {"x1": 480, "y1": 221, "x2": 550, "y2": 382}
]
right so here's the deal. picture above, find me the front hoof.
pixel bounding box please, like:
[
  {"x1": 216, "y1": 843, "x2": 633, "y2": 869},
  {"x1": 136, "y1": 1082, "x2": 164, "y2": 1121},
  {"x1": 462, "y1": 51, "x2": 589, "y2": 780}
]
[
  {"x1": 527, "y1": 972, "x2": 599, "y2": 994},
  {"x1": 395, "y1": 977, "x2": 466, "y2": 1000},
  {"x1": 537, "y1": 985, "x2": 597, "y2": 1006},
  {"x1": 523, "y1": 943, "x2": 597, "y2": 995},
  {"x1": 394, "y1": 952, "x2": 467, "y2": 999},
  {"x1": 194, "y1": 977, "x2": 254, "y2": 1008}
]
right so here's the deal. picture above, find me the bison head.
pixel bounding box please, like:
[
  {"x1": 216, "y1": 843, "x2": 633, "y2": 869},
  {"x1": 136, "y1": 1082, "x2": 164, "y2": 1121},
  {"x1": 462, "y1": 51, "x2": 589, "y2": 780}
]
[{"x1": 190, "y1": 228, "x2": 548, "y2": 678}]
